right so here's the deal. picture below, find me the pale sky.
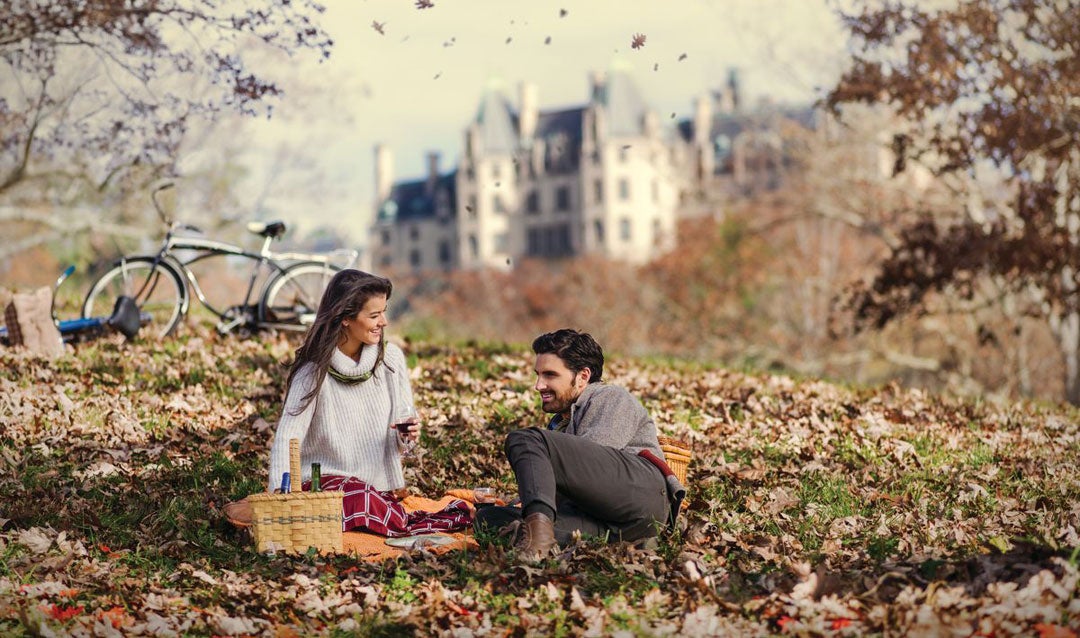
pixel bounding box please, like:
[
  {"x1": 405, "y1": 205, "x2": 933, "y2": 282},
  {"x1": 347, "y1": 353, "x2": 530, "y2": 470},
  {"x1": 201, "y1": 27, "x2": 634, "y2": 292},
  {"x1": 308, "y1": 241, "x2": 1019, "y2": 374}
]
[{"x1": 215, "y1": 0, "x2": 847, "y2": 244}]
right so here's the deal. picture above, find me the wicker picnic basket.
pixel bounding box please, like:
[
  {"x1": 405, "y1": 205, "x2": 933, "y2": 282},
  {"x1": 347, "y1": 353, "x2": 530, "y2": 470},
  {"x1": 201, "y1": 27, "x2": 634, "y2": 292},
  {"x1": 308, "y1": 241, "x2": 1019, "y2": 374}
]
[
  {"x1": 248, "y1": 439, "x2": 343, "y2": 554},
  {"x1": 658, "y1": 436, "x2": 693, "y2": 485}
]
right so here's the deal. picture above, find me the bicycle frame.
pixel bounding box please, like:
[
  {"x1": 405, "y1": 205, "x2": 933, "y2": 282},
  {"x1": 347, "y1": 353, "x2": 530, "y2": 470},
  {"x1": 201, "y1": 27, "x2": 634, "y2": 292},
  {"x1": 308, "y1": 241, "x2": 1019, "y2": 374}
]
[
  {"x1": 164, "y1": 235, "x2": 296, "y2": 317},
  {"x1": 138, "y1": 219, "x2": 357, "y2": 332}
]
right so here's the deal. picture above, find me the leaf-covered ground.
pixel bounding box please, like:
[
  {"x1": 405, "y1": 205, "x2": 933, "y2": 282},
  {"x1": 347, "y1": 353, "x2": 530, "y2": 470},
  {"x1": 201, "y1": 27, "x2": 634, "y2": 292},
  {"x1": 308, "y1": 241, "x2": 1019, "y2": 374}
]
[{"x1": 1, "y1": 328, "x2": 1078, "y2": 636}]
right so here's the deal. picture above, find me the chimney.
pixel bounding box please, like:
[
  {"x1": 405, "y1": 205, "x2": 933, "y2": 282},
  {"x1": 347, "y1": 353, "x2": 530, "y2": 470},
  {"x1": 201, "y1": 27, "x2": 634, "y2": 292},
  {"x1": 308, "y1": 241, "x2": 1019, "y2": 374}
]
[
  {"x1": 375, "y1": 144, "x2": 394, "y2": 203},
  {"x1": 425, "y1": 151, "x2": 440, "y2": 196},
  {"x1": 519, "y1": 82, "x2": 538, "y2": 143},
  {"x1": 589, "y1": 70, "x2": 605, "y2": 103},
  {"x1": 727, "y1": 67, "x2": 741, "y2": 112},
  {"x1": 693, "y1": 95, "x2": 711, "y2": 145}
]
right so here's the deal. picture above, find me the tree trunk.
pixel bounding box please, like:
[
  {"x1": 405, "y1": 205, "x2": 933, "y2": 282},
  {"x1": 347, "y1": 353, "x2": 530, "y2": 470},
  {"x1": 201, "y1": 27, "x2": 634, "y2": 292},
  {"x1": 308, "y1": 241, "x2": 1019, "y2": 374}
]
[{"x1": 1061, "y1": 308, "x2": 1080, "y2": 405}]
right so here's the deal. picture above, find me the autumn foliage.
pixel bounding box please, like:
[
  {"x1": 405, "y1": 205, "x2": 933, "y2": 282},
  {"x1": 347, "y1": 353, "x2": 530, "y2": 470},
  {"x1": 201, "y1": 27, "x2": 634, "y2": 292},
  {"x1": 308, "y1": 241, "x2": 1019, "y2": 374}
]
[{"x1": 825, "y1": 0, "x2": 1080, "y2": 404}]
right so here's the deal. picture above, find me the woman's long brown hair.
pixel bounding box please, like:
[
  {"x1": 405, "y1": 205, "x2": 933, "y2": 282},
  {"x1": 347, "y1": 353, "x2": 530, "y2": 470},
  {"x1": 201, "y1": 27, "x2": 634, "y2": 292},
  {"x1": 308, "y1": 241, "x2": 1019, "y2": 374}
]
[{"x1": 285, "y1": 269, "x2": 393, "y2": 415}]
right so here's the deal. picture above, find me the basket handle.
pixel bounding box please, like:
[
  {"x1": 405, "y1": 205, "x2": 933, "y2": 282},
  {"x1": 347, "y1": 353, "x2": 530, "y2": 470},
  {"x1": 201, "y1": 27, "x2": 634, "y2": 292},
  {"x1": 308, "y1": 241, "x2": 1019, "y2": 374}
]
[{"x1": 289, "y1": 438, "x2": 301, "y2": 493}]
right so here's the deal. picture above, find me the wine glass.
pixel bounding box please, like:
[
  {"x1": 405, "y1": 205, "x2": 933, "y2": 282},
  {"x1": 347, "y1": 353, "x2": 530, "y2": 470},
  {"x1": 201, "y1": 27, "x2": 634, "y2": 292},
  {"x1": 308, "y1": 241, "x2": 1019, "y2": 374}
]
[{"x1": 392, "y1": 407, "x2": 420, "y2": 457}]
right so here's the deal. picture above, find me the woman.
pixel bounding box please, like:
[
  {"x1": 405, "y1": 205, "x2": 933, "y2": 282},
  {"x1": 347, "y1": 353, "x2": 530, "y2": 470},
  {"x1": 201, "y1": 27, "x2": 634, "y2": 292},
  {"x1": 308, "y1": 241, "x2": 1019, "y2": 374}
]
[
  {"x1": 227, "y1": 269, "x2": 469, "y2": 537},
  {"x1": 266, "y1": 268, "x2": 415, "y2": 498}
]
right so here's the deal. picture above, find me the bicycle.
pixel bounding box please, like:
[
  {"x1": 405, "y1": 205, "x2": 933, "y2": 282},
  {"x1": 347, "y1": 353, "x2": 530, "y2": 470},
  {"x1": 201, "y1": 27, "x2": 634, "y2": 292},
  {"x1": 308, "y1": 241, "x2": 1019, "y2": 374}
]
[
  {"x1": 81, "y1": 184, "x2": 358, "y2": 339},
  {"x1": 1, "y1": 265, "x2": 145, "y2": 346}
]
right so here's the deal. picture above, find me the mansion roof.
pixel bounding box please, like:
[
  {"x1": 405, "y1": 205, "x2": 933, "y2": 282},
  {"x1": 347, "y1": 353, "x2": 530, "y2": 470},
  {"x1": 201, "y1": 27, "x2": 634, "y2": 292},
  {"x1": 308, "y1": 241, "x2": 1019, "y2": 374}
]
[{"x1": 377, "y1": 172, "x2": 457, "y2": 223}]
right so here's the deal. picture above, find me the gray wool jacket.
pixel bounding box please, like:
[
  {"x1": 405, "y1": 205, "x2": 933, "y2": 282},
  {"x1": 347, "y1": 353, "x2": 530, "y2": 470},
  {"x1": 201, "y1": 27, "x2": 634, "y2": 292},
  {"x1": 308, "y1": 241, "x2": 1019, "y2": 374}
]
[{"x1": 547, "y1": 382, "x2": 665, "y2": 459}]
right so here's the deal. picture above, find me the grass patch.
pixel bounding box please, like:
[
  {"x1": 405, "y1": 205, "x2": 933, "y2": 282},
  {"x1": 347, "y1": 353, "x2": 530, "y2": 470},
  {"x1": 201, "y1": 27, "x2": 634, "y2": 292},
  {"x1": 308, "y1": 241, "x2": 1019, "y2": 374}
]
[
  {"x1": 802, "y1": 475, "x2": 858, "y2": 518},
  {"x1": 833, "y1": 434, "x2": 884, "y2": 469},
  {"x1": 867, "y1": 534, "x2": 900, "y2": 560},
  {"x1": 964, "y1": 442, "x2": 996, "y2": 469}
]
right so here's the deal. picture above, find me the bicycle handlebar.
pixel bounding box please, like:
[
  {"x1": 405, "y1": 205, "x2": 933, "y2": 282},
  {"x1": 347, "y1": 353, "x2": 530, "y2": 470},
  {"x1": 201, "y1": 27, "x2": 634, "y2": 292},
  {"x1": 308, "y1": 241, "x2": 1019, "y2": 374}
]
[
  {"x1": 172, "y1": 221, "x2": 203, "y2": 235},
  {"x1": 152, "y1": 182, "x2": 176, "y2": 226},
  {"x1": 51, "y1": 265, "x2": 77, "y2": 324}
]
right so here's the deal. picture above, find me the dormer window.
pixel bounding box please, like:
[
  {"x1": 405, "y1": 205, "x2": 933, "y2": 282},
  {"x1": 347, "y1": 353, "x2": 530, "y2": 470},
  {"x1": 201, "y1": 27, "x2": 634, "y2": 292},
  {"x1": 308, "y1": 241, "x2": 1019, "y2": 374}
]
[{"x1": 381, "y1": 200, "x2": 399, "y2": 219}]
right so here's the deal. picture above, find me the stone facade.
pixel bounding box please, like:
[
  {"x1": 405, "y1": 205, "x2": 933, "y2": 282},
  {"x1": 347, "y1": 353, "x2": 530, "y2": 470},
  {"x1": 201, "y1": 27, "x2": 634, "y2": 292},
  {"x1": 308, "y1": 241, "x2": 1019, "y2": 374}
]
[{"x1": 369, "y1": 69, "x2": 686, "y2": 272}]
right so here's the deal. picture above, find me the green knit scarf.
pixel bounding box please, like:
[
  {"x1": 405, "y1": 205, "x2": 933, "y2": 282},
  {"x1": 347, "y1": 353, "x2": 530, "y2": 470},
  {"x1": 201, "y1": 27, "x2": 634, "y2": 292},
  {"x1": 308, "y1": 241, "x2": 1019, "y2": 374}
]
[{"x1": 327, "y1": 365, "x2": 374, "y2": 385}]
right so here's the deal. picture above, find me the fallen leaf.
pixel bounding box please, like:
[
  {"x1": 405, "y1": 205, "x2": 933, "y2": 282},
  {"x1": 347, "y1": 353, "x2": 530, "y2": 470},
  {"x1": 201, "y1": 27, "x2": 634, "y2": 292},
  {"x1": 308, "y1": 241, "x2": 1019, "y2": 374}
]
[
  {"x1": 45, "y1": 604, "x2": 83, "y2": 622},
  {"x1": 18, "y1": 527, "x2": 52, "y2": 554},
  {"x1": 1035, "y1": 624, "x2": 1078, "y2": 638}
]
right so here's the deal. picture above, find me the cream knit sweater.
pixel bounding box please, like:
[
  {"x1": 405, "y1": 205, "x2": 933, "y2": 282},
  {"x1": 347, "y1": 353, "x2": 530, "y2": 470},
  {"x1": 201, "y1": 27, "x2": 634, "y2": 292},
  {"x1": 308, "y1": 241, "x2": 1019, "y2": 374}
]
[{"x1": 266, "y1": 342, "x2": 415, "y2": 492}]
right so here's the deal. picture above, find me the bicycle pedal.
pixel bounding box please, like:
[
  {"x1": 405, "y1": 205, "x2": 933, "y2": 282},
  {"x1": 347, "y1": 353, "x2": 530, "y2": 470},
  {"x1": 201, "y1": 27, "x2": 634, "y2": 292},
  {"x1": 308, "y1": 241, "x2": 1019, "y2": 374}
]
[{"x1": 217, "y1": 317, "x2": 245, "y2": 334}]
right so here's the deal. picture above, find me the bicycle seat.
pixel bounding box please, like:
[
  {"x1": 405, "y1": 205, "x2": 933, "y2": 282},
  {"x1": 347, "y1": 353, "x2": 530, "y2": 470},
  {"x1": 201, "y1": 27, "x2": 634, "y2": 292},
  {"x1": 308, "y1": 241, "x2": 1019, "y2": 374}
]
[{"x1": 246, "y1": 221, "x2": 287, "y2": 239}]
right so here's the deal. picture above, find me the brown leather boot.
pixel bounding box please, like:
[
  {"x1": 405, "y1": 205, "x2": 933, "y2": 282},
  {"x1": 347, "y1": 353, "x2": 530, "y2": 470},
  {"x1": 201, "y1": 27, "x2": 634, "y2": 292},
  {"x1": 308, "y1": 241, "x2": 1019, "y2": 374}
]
[{"x1": 513, "y1": 512, "x2": 556, "y2": 562}]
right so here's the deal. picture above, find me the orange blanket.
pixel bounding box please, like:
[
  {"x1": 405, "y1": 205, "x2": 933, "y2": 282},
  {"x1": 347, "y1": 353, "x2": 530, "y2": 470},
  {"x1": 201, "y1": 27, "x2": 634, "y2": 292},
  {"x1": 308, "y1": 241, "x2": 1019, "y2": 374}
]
[{"x1": 343, "y1": 491, "x2": 492, "y2": 561}]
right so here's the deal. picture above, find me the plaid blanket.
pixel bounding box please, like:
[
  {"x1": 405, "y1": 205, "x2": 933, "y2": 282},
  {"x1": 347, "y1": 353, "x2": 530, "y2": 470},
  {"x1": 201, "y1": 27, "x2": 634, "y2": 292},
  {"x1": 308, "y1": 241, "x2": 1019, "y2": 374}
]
[{"x1": 311, "y1": 475, "x2": 473, "y2": 537}]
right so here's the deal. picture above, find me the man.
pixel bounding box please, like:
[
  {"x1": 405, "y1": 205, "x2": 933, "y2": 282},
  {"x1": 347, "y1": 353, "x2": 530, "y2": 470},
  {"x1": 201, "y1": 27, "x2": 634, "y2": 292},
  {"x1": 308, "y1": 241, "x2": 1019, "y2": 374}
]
[{"x1": 476, "y1": 329, "x2": 685, "y2": 562}]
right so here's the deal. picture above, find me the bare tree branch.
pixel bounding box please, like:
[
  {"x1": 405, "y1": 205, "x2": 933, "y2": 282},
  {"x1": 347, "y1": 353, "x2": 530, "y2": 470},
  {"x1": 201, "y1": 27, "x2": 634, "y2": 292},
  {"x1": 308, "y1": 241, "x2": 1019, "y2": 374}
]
[{"x1": 0, "y1": 207, "x2": 149, "y2": 260}]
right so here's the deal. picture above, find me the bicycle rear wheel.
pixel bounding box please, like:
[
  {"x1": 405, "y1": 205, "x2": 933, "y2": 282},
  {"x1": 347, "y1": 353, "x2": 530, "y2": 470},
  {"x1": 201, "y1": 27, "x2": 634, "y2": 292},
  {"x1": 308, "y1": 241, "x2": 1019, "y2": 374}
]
[
  {"x1": 259, "y1": 261, "x2": 341, "y2": 329},
  {"x1": 82, "y1": 257, "x2": 188, "y2": 339}
]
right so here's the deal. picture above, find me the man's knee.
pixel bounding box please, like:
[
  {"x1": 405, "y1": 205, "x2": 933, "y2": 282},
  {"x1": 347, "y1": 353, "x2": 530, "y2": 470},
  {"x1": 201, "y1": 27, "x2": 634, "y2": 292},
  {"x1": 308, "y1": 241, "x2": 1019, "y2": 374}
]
[{"x1": 504, "y1": 427, "x2": 546, "y2": 460}]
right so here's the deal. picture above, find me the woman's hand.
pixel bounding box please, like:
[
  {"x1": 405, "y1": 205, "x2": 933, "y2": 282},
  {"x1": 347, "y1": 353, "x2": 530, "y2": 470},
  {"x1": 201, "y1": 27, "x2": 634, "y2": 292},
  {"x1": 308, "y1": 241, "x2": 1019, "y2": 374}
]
[{"x1": 392, "y1": 416, "x2": 421, "y2": 444}]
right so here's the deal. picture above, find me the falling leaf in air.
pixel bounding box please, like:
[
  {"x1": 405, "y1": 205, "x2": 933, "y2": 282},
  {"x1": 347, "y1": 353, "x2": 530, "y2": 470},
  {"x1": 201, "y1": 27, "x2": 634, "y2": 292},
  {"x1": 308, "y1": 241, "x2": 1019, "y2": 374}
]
[
  {"x1": 371, "y1": 21, "x2": 385, "y2": 35},
  {"x1": 678, "y1": 53, "x2": 688, "y2": 61},
  {"x1": 416, "y1": 0, "x2": 434, "y2": 8},
  {"x1": 631, "y1": 33, "x2": 646, "y2": 49},
  {"x1": 506, "y1": 36, "x2": 513, "y2": 44},
  {"x1": 434, "y1": 72, "x2": 442, "y2": 79},
  {"x1": 559, "y1": 8, "x2": 568, "y2": 17},
  {"x1": 544, "y1": 36, "x2": 551, "y2": 45},
  {"x1": 653, "y1": 63, "x2": 659, "y2": 71}
]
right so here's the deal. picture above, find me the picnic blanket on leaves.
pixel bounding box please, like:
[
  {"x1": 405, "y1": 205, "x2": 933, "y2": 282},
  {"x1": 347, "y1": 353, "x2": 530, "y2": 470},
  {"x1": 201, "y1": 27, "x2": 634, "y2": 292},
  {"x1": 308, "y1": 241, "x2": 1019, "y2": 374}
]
[
  {"x1": 340, "y1": 487, "x2": 506, "y2": 561},
  {"x1": 322, "y1": 476, "x2": 472, "y2": 537}
]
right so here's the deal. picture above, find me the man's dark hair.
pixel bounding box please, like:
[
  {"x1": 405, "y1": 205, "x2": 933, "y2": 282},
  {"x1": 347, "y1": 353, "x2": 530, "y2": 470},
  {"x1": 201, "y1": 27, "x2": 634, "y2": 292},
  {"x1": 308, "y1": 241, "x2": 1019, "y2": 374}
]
[{"x1": 532, "y1": 329, "x2": 604, "y2": 383}]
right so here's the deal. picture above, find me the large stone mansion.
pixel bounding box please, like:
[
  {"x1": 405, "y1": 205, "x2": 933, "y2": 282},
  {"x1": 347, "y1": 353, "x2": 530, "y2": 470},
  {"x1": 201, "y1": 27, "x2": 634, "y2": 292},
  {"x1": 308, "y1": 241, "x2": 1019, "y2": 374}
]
[{"x1": 367, "y1": 68, "x2": 813, "y2": 273}]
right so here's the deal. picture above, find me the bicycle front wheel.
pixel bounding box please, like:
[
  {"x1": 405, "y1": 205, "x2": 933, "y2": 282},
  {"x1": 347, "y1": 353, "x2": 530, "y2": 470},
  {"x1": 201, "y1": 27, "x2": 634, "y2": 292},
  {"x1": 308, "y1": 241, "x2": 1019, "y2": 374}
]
[
  {"x1": 82, "y1": 257, "x2": 188, "y2": 339},
  {"x1": 259, "y1": 261, "x2": 341, "y2": 329}
]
